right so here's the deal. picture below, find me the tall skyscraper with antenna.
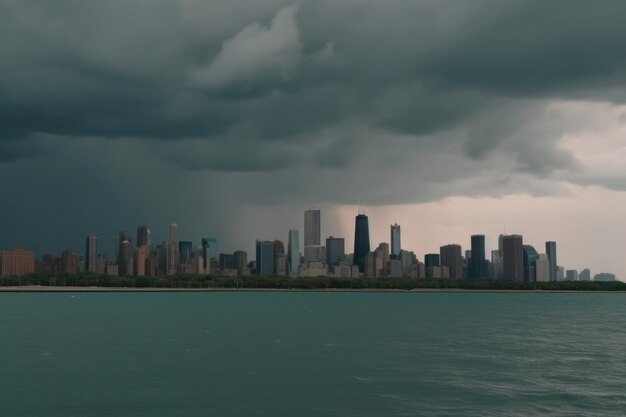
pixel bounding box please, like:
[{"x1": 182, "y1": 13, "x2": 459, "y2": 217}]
[{"x1": 354, "y1": 214, "x2": 370, "y2": 274}]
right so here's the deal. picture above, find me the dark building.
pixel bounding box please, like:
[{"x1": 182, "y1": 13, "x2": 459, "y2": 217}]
[
  {"x1": 523, "y1": 245, "x2": 539, "y2": 282},
  {"x1": 256, "y1": 240, "x2": 274, "y2": 276},
  {"x1": 118, "y1": 239, "x2": 134, "y2": 276},
  {"x1": 85, "y1": 235, "x2": 97, "y2": 273},
  {"x1": 353, "y1": 214, "x2": 371, "y2": 273},
  {"x1": 470, "y1": 235, "x2": 487, "y2": 279},
  {"x1": 219, "y1": 253, "x2": 236, "y2": 271},
  {"x1": 234, "y1": 250, "x2": 248, "y2": 276},
  {"x1": 136, "y1": 225, "x2": 149, "y2": 248},
  {"x1": 503, "y1": 235, "x2": 524, "y2": 281},
  {"x1": 179, "y1": 241, "x2": 193, "y2": 265},
  {"x1": 545, "y1": 241, "x2": 557, "y2": 282},
  {"x1": 326, "y1": 236, "x2": 345, "y2": 266},
  {"x1": 390, "y1": 224, "x2": 401, "y2": 259},
  {"x1": 424, "y1": 253, "x2": 440, "y2": 268},
  {"x1": 440, "y1": 244, "x2": 462, "y2": 279},
  {"x1": 272, "y1": 240, "x2": 285, "y2": 275}
]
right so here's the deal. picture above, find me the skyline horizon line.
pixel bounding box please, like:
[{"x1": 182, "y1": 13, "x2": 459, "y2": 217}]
[{"x1": 1, "y1": 207, "x2": 616, "y2": 281}]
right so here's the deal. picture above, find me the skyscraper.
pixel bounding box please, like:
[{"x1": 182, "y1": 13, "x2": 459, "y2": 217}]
[
  {"x1": 134, "y1": 245, "x2": 148, "y2": 276},
  {"x1": 470, "y1": 235, "x2": 486, "y2": 279},
  {"x1": 503, "y1": 235, "x2": 524, "y2": 281},
  {"x1": 136, "y1": 225, "x2": 149, "y2": 248},
  {"x1": 353, "y1": 214, "x2": 370, "y2": 273},
  {"x1": 440, "y1": 244, "x2": 462, "y2": 279},
  {"x1": 118, "y1": 239, "x2": 134, "y2": 276},
  {"x1": 85, "y1": 235, "x2": 97, "y2": 273},
  {"x1": 390, "y1": 223, "x2": 401, "y2": 259},
  {"x1": 304, "y1": 209, "x2": 322, "y2": 263},
  {"x1": 326, "y1": 237, "x2": 345, "y2": 266},
  {"x1": 179, "y1": 241, "x2": 193, "y2": 266},
  {"x1": 256, "y1": 240, "x2": 274, "y2": 276},
  {"x1": 287, "y1": 229, "x2": 300, "y2": 275},
  {"x1": 545, "y1": 241, "x2": 557, "y2": 282},
  {"x1": 233, "y1": 250, "x2": 248, "y2": 276},
  {"x1": 579, "y1": 269, "x2": 591, "y2": 281},
  {"x1": 424, "y1": 254, "x2": 440, "y2": 268},
  {"x1": 169, "y1": 223, "x2": 179, "y2": 245},
  {"x1": 272, "y1": 240, "x2": 285, "y2": 275},
  {"x1": 522, "y1": 245, "x2": 538, "y2": 282},
  {"x1": 202, "y1": 238, "x2": 218, "y2": 269},
  {"x1": 535, "y1": 254, "x2": 550, "y2": 282}
]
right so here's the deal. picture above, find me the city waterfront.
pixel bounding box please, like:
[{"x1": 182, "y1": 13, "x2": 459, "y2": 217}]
[{"x1": 1, "y1": 292, "x2": 624, "y2": 416}]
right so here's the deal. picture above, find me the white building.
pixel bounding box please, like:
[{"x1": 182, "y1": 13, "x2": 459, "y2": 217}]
[{"x1": 535, "y1": 254, "x2": 550, "y2": 282}]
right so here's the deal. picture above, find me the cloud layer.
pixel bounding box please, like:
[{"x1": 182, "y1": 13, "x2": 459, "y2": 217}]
[{"x1": 3, "y1": 1, "x2": 626, "y2": 276}]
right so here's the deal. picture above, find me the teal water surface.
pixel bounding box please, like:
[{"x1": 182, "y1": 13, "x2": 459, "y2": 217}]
[{"x1": 0, "y1": 292, "x2": 625, "y2": 416}]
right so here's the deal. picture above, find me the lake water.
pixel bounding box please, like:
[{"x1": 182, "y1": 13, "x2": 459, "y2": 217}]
[{"x1": 1, "y1": 292, "x2": 625, "y2": 416}]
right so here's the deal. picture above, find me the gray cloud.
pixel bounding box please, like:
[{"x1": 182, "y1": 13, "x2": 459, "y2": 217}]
[{"x1": 4, "y1": 0, "x2": 626, "y2": 258}]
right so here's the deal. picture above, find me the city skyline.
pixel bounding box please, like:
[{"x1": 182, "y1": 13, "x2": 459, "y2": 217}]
[{"x1": 0, "y1": 206, "x2": 617, "y2": 282}]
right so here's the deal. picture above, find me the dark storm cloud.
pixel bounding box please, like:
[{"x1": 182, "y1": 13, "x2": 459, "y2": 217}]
[{"x1": 2, "y1": 0, "x2": 626, "y2": 179}]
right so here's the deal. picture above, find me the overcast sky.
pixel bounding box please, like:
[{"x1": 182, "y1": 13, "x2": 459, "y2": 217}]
[{"x1": 2, "y1": 1, "x2": 626, "y2": 278}]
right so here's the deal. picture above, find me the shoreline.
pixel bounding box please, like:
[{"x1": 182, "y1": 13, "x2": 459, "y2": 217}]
[{"x1": 0, "y1": 286, "x2": 623, "y2": 294}]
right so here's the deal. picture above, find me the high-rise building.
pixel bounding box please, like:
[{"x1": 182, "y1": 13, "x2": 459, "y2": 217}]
[
  {"x1": 545, "y1": 241, "x2": 557, "y2": 282},
  {"x1": 503, "y1": 235, "x2": 524, "y2": 281},
  {"x1": 157, "y1": 241, "x2": 177, "y2": 276},
  {"x1": 287, "y1": 229, "x2": 300, "y2": 276},
  {"x1": 0, "y1": 248, "x2": 35, "y2": 277},
  {"x1": 233, "y1": 250, "x2": 248, "y2": 276},
  {"x1": 390, "y1": 224, "x2": 401, "y2": 259},
  {"x1": 491, "y1": 250, "x2": 503, "y2": 279},
  {"x1": 275, "y1": 253, "x2": 287, "y2": 276},
  {"x1": 134, "y1": 245, "x2": 149, "y2": 276},
  {"x1": 118, "y1": 239, "x2": 134, "y2": 276},
  {"x1": 523, "y1": 245, "x2": 539, "y2": 282},
  {"x1": 353, "y1": 214, "x2": 371, "y2": 273},
  {"x1": 201, "y1": 238, "x2": 218, "y2": 269},
  {"x1": 304, "y1": 209, "x2": 321, "y2": 247},
  {"x1": 179, "y1": 241, "x2": 193, "y2": 266},
  {"x1": 85, "y1": 235, "x2": 97, "y2": 273},
  {"x1": 256, "y1": 240, "x2": 274, "y2": 276},
  {"x1": 557, "y1": 266, "x2": 565, "y2": 281},
  {"x1": 272, "y1": 240, "x2": 285, "y2": 275},
  {"x1": 304, "y1": 209, "x2": 323, "y2": 263},
  {"x1": 375, "y1": 243, "x2": 390, "y2": 276},
  {"x1": 470, "y1": 235, "x2": 487, "y2": 279},
  {"x1": 169, "y1": 224, "x2": 179, "y2": 245},
  {"x1": 440, "y1": 244, "x2": 462, "y2": 279},
  {"x1": 136, "y1": 226, "x2": 149, "y2": 248},
  {"x1": 219, "y1": 253, "x2": 236, "y2": 271},
  {"x1": 424, "y1": 254, "x2": 440, "y2": 268},
  {"x1": 117, "y1": 231, "x2": 130, "y2": 266},
  {"x1": 535, "y1": 254, "x2": 550, "y2": 282},
  {"x1": 565, "y1": 270, "x2": 578, "y2": 281},
  {"x1": 579, "y1": 269, "x2": 591, "y2": 281},
  {"x1": 400, "y1": 250, "x2": 417, "y2": 277},
  {"x1": 326, "y1": 237, "x2": 345, "y2": 267}
]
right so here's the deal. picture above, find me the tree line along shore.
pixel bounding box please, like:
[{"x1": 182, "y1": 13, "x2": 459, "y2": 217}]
[{"x1": 0, "y1": 273, "x2": 624, "y2": 291}]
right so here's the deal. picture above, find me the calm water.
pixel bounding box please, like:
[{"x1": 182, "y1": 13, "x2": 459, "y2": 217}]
[{"x1": 0, "y1": 292, "x2": 625, "y2": 416}]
